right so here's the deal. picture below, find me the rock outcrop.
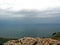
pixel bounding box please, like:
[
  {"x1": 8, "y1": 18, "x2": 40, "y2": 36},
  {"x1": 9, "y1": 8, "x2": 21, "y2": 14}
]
[{"x1": 4, "y1": 37, "x2": 60, "y2": 45}]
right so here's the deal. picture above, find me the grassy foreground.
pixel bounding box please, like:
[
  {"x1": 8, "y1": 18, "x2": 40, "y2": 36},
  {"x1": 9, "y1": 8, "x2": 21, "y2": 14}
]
[
  {"x1": 0, "y1": 38, "x2": 10, "y2": 45},
  {"x1": 0, "y1": 38, "x2": 17, "y2": 45}
]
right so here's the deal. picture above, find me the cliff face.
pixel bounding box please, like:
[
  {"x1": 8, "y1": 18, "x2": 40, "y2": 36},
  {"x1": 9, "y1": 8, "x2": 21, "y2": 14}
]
[{"x1": 4, "y1": 37, "x2": 60, "y2": 45}]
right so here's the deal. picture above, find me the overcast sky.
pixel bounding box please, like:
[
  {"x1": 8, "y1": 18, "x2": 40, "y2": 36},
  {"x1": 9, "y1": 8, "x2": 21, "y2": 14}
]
[
  {"x1": 0, "y1": 0, "x2": 60, "y2": 23},
  {"x1": 0, "y1": 0, "x2": 60, "y2": 11}
]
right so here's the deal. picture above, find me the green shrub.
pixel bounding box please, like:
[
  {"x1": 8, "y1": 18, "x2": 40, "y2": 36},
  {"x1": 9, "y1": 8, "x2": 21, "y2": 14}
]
[{"x1": 51, "y1": 32, "x2": 60, "y2": 40}]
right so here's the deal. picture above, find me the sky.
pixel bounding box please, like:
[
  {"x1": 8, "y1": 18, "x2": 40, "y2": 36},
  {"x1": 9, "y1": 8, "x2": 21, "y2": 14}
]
[
  {"x1": 0, "y1": 0, "x2": 60, "y2": 11},
  {"x1": 0, "y1": 0, "x2": 60, "y2": 23}
]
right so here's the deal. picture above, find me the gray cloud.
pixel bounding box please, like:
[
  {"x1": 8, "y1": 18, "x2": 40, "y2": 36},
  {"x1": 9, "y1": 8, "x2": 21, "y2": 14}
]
[
  {"x1": 0, "y1": 8, "x2": 60, "y2": 23},
  {"x1": 13, "y1": 8, "x2": 60, "y2": 18},
  {"x1": 0, "y1": 8, "x2": 60, "y2": 18}
]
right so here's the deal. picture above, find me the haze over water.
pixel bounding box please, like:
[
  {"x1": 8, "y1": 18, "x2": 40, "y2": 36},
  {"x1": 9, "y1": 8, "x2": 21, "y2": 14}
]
[{"x1": 0, "y1": 0, "x2": 60, "y2": 38}]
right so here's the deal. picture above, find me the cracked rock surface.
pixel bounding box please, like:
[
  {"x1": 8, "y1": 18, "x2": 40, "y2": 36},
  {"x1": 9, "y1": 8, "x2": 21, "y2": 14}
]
[{"x1": 4, "y1": 37, "x2": 60, "y2": 45}]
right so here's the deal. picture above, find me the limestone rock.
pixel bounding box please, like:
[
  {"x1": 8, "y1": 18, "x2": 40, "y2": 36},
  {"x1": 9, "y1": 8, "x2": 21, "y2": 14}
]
[{"x1": 4, "y1": 37, "x2": 60, "y2": 45}]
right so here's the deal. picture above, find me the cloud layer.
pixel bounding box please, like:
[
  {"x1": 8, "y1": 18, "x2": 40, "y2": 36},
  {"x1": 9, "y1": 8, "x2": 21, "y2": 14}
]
[
  {"x1": 0, "y1": 8, "x2": 60, "y2": 23},
  {"x1": 0, "y1": 8, "x2": 60, "y2": 18}
]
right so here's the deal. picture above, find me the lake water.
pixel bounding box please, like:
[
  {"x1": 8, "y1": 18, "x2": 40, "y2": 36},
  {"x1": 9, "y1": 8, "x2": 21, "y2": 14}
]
[{"x1": 0, "y1": 22, "x2": 60, "y2": 38}]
